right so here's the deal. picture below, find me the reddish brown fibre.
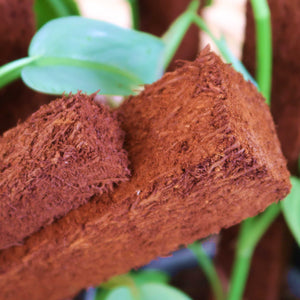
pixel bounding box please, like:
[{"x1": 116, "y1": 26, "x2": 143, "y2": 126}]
[
  {"x1": 0, "y1": 49, "x2": 290, "y2": 300},
  {"x1": 0, "y1": 93, "x2": 130, "y2": 249}
]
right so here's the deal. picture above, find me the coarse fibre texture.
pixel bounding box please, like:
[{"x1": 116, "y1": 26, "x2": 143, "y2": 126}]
[
  {"x1": 0, "y1": 0, "x2": 52, "y2": 133},
  {"x1": 0, "y1": 93, "x2": 130, "y2": 250},
  {"x1": 0, "y1": 48, "x2": 290, "y2": 300}
]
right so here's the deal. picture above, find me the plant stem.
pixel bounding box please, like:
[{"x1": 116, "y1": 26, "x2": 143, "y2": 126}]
[
  {"x1": 227, "y1": 203, "x2": 281, "y2": 300},
  {"x1": 246, "y1": 203, "x2": 281, "y2": 248},
  {"x1": 250, "y1": 0, "x2": 272, "y2": 104},
  {"x1": 161, "y1": 0, "x2": 199, "y2": 70},
  {"x1": 0, "y1": 57, "x2": 38, "y2": 90},
  {"x1": 127, "y1": 0, "x2": 140, "y2": 30},
  {"x1": 227, "y1": 245, "x2": 252, "y2": 300},
  {"x1": 189, "y1": 242, "x2": 224, "y2": 300}
]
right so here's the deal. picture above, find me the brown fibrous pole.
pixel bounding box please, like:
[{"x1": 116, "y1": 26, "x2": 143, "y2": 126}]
[
  {"x1": 0, "y1": 93, "x2": 130, "y2": 249},
  {"x1": 0, "y1": 48, "x2": 290, "y2": 300}
]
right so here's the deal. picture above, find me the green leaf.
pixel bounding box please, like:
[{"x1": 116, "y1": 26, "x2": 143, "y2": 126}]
[
  {"x1": 99, "y1": 271, "x2": 169, "y2": 293},
  {"x1": 21, "y1": 17, "x2": 164, "y2": 95},
  {"x1": 139, "y1": 283, "x2": 192, "y2": 300},
  {"x1": 34, "y1": 0, "x2": 80, "y2": 29},
  {"x1": 22, "y1": 16, "x2": 164, "y2": 95},
  {"x1": 103, "y1": 287, "x2": 135, "y2": 300},
  {"x1": 21, "y1": 58, "x2": 140, "y2": 96},
  {"x1": 281, "y1": 176, "x2": 300, "y2": 247},
  {"x1": 97, "y1": 272, "x2": 190, "y2": 300},
  {"x1": 132, "y1": 270, "x2": 170, "y2": 285},
  {"x1": 99, "y1": 283, "x2": 191, "y2": 300}
]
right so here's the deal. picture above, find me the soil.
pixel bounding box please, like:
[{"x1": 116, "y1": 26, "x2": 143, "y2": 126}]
[
  {"x1": 0, "y1": 0, "x2": 52, "y2": 133},
  {"x1": 214, "y1": 1, "x2": 300, "y2": 299},
  {"x1": 0, "y1": 93, "x2": 130, "y2": 250},
  {"x1": 138, "y1": 0, "x2": 200, "y2": 71},
  {"x1": 0, "y1": 48, "x2": 290, "y2": 300}
]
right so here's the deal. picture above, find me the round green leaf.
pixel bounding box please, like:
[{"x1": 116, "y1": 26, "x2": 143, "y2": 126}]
[
  {"x1": 140, "y1": 283, "x2": 192, "y2": 300},
  {"x1": 22, "y1": 58, "x2": 140, "y2": 95},
  {"x1": 29, "y1": 16, "x2": 164, "y2": 83},
  {"x1": 24, "y1": 16, "x2": 164, "y2": 95},
  {"x1": 281, "y1": 176, "x2": 300, "y2": 247},
  {"x1": 104, "y1": 287, "x2": 135, "y2": 300},
  {"x1": 101, "y1": 282, "x2": 191, "y2": 300}
]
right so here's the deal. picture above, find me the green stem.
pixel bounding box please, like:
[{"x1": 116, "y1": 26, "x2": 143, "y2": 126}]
[
  {"x1": 161, "y1": 0, "x2": 199, "y2": 70},
  {"x1": 227, "y1": 203, "x2": 281, "y2": 300},
  {"x1": 127, "y1": 0, "x2": 140, "y2": 30},
  {"x1": 250, "y1": 0, "x2": 272, "y2": 104},
  {"x1": 0, "y1": 57, "x2": 38, "y2": 89},
  {"x1": 244, "y1": 203, "x2": 281, "y2": 249},
  {"x1": 189, "y1": 242, "x2": 224, "y2": 300},
  {"x1": 227, "y1": 245, "x2": 252, "y2": 300},
  {"x1": 192, "y1": 15, "x2": 257, "y2": 86}
]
